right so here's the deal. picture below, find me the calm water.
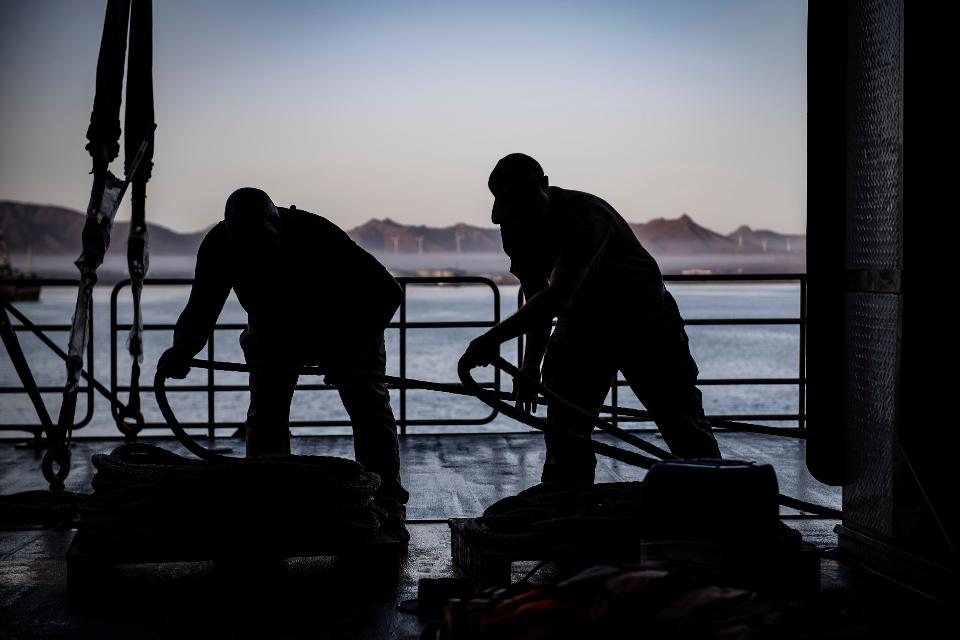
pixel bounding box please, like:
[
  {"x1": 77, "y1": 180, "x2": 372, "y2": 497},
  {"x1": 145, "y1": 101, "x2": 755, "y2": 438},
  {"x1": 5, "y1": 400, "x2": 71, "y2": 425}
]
[{"x1": 1, "y1": 282, "x2": 802, "y2": 437}]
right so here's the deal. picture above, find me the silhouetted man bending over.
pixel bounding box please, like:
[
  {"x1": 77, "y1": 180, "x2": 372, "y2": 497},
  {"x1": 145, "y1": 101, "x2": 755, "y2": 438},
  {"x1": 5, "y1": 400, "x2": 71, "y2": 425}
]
[
  {"x1": 158, "y1": 188, "x2": 409, "y2": 538},
  {"x1": 460, "y1": 154, "x2": 721, "y2": 484}
]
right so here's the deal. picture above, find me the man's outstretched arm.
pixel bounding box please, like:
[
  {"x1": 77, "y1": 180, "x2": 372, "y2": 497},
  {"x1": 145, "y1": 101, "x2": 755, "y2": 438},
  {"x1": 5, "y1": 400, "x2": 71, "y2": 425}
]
[
  {"x1": 159, "y1": 232, "x2": 232, "y2": 378},
  {"x1": 461, "y1": 265, "x2": 589, "y2": 368}
]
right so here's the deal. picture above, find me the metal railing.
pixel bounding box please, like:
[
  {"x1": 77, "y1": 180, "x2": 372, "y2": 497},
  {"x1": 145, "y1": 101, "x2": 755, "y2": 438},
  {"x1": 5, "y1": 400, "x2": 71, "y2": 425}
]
[
  {"x1": 1, "y1": 274, "x2": 806, "y2": 439},
  {"x1": 0, "y1": 279, "x2": 95, "y2": 435},
  {"x1": 612, "y1": 274, "x2": 806, "y2": 430},
  {"x1": 109, "y1": 277, "x2": 501, "y2": 436}
]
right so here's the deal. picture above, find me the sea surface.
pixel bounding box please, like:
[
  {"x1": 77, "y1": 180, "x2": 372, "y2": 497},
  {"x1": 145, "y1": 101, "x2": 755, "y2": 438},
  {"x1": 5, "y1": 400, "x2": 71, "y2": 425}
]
[{"x1": 1, "y1": 281, "x2": 803, "y2": 437}]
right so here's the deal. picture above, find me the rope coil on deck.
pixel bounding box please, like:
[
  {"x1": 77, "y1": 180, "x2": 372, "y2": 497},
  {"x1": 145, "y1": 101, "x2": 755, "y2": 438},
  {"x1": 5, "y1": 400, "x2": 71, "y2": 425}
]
[{"x1": 81, "y1": 441, "x2": 384, "y2": 548}]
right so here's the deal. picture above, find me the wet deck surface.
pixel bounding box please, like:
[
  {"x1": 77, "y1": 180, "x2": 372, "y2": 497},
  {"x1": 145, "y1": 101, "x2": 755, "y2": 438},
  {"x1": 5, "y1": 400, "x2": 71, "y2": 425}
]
[
  {"x1": 0, "y1": 432, "x2": 939, "y2": 638},
  {"x1": 1, "y1": 431, "x2": 842, "y2": 517}
]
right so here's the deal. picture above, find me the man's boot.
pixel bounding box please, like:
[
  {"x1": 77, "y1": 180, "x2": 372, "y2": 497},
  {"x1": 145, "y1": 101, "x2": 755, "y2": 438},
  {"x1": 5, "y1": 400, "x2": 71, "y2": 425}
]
[{"x1": 377, "y1": 498, "x2": 409, "y2": 545}]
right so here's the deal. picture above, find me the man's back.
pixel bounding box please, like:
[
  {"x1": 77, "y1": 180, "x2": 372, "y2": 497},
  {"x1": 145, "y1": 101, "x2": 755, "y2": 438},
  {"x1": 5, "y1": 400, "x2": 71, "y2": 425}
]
[
  {"x1": 178, "y1": 207, "x2": 401, "y2": 357},
  {"x1": 505, "y1": 187, "x2": 666, "y2": 320}
]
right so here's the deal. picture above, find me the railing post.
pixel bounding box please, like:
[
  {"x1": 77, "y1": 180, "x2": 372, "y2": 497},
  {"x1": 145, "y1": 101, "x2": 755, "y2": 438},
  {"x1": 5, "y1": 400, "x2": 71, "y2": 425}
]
[
  {"x1": 493, "y1": 282, "x2": 501, "y2": 396},
  {"x1": 798, "y1": 276, "x2": 807, "y2": 431},
  {"x1": 399, "y1": 281, "x2": 407, "y2": 436},
  {"x1": 84, "y1": 296, "x2": 95, "y2": 427},
  {"x1": 110, "y1": 282, "x2": 119, "y2": 431},
  {"x1": 207, "y1": 331, "x2": 216, "y2": 440}
]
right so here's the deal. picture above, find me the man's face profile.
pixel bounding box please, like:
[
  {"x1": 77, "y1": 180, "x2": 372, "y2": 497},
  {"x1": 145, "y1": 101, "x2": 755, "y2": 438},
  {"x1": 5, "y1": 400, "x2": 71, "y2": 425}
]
[{"x1": 491, "y1": 177, "x2": 549, "y2": 227}]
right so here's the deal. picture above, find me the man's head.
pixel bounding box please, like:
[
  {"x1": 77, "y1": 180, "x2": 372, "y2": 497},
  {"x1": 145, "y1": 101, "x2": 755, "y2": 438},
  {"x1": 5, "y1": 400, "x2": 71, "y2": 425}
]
[
  {"x1": 488, "y1": 153, "x2": 551, "y2": 226},
  {"x1": 224, "y1": 187, "x2": 281, "y2": 256}
]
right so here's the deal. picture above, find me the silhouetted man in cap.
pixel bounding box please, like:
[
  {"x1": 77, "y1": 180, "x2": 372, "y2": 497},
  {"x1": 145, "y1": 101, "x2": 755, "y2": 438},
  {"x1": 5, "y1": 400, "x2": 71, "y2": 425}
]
[
  {"x1": 460, "y1": 154, "x2": 721, "y2": 484},
  {"x1": 158, "y1": 187, "x2": 409, "y2": 539}
]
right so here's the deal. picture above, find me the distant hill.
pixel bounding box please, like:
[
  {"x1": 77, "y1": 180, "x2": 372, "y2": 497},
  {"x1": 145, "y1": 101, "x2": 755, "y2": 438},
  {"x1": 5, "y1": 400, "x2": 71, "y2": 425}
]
[
  {"x1": 350, "y1": 214, "x2": 804, "y2": 260},
  {"x1": 0, "y1": 201, "x2": 206, "y2": 255},
  {"x1": 348, "y1": 218, "x2": 501, "y2": 253},
  {"x1": 631, "y1": 214, "x2": 740, "y2": 255},
  {"x1": 1, "y1": 199, "x2": 804, "y2": 274}
]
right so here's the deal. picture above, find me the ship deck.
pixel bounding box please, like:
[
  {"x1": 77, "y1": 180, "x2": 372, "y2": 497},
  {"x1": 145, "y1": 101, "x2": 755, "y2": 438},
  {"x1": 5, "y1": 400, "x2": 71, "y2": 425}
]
[{"x1": 0, "y1": 431, "x2": 945, "y2": 638}]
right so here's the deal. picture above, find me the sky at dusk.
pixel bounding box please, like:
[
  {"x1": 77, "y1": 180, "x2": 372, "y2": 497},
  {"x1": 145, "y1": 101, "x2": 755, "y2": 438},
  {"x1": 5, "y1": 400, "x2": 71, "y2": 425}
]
[{"x1": 0, "y1": 0, "x2": 806, "y2": 234}]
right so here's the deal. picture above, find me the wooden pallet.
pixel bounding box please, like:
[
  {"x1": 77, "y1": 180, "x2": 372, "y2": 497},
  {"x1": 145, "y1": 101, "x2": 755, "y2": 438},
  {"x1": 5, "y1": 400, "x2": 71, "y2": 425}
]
[
  {"x1": 66, "y1": 529, "x2": 403, "y2": 597},
  {"x1": 449, "y1": 518, "x2": 821, "y2": 595}
]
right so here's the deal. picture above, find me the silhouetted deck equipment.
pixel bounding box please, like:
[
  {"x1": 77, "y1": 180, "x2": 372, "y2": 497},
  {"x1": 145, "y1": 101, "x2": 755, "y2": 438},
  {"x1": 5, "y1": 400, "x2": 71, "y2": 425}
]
[{"x1": 448, "y1": 460, "x2": 822, "y2": 596}]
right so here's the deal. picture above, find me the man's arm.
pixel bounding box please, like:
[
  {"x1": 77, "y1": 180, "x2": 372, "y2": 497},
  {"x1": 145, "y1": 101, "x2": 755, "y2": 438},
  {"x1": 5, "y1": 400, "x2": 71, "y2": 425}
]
[
  {"x1": 493, "y1": 266, "x2": 588, "y2": 343},
  {"x1": 461, "y1": 265, "x2": 589, "y2": 367},
  {"x1": 514, "y1": 275, "x2": 551, "y2": 412},
  {"x1": 159, "y1": 231, "x2": 231, "y2": 377},
  {"x1": 518, "y1": 275, "x2": 550, "y2": 370},
  {"x1": 173, "y1": 233, "x2": 231, "y2": 355}
]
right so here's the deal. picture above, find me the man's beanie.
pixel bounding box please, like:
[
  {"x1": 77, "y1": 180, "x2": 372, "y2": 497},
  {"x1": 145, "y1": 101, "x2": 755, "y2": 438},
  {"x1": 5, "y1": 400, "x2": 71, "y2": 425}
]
[{"x1": 225, "y1": 187, "x2": 279, "y2": 223}]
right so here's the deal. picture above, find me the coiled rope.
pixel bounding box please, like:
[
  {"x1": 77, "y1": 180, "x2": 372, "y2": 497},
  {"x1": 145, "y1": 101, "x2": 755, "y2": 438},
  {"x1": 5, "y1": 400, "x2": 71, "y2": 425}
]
[{"x1": 80, "y1": 442, "x2": 383, "y2": 549}]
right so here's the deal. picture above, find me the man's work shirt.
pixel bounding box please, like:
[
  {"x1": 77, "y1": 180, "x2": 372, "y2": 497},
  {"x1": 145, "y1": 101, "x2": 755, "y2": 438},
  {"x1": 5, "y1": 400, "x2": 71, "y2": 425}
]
[
  {"x1": 173, "y1": 207, "x2": 402, "y2": 362},
  {"x1": 504, "y1": 187, "x2": 666, "y2": 327}
]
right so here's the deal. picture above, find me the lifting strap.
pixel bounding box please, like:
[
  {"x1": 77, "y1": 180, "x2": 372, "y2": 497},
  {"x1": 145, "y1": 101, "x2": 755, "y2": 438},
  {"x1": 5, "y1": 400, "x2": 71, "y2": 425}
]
[
  {"x1": 44, "y1": 0, "x2": 155, "y2": 490},
  {"x1": 117, "y1": 0, "x2": 155, "y2": 438}
]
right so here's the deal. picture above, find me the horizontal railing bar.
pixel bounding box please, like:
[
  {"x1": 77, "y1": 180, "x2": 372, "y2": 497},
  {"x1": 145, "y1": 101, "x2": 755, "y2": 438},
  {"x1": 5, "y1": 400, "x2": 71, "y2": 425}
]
[
  {"x1": 109, "y1": 276, "x2": 506, "y2": 287},
  {"x1": 0, "y1": 409, "x2": 800, "y2": 427},
  {"x1": 683, "y1": 318, "x2": 801, "y2": 326},
  {"x1": 114, "y1": 382, "x2": 501, "y2": 393},
  {"x1": 54, "y1": 318, "x2": 804, "y2": 331},
  {"x1": 385, "y1": 321, "x2": 498, "y2": 329},
  {"x1": 119, "y1": 320, "x2": 500, "y2": 331},
  {"x1": 0, "y1": 421, "x2": 806, "y2": 435},
  {"x1": 117, "y1": 319, "x2": 798, "y2": 332},
  {"x1": 123, "y1": 380, "x2": 804, "y2": 393},
  {"x1": 397, "y1": 276, "x2": 503, "y2": 285},
  {"x1": 612, "y1": 413, "x2": 803, "y2": 422},
  {"x1": 0, "y1": 278, "x2": 80, "y2": 286},
  {"x1": 0, "y1": 386, "x2": 90, "y2": 393},
  {"x1": 366, "y1": 427, "x2": 665, "y2": 437},
  {"x1": 662, "y1": 273, "x2": 806, "y2": 282},
  {"x1": 5, "y1": 274, "x2": 809, "y2": 288},
  {"x1": 99, "y1": 416, "x2": 502, "y2": 429},
  {"x1": 614, "y1": 378, "x2": 802, "y2": 386},
  {"x1": 10, "y1": 324, "x2": 71, "y2": 331}
]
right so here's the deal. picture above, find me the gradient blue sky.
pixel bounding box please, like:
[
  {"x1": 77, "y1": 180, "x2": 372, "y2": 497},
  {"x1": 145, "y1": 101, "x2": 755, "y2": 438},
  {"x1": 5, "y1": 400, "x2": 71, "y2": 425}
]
[{"x1": 0, "y1": 0, "x2": 806, "y2": 234}]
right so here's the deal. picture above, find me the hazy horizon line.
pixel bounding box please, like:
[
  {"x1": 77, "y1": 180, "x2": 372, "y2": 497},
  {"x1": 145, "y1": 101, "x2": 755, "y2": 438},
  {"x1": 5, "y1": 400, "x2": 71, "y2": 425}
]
[{"x1": 1, "y1": 197, "x2": 807, "y2": 237}]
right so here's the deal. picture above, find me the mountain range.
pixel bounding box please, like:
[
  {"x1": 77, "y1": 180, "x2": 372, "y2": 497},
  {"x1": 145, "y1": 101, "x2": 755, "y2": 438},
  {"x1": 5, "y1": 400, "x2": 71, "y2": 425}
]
[
  {"x1": 1, "y1": 200, "x2": 804, "y2": 273},
  {"x1": 0, "y1": 201, "x2": 207, "y2": 256}
]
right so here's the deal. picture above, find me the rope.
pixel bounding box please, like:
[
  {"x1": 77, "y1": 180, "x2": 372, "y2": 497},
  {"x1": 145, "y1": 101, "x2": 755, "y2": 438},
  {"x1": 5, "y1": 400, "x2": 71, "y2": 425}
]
[
  {"x1": 171, "y1": 358, "x2": 801, "y2": 436},
  {"x1": 154, "y1": 357, "x2": 839, "y2": 518},
  {"x1": 463, "y1": 357, "x2": 841, "y2": 519}
]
